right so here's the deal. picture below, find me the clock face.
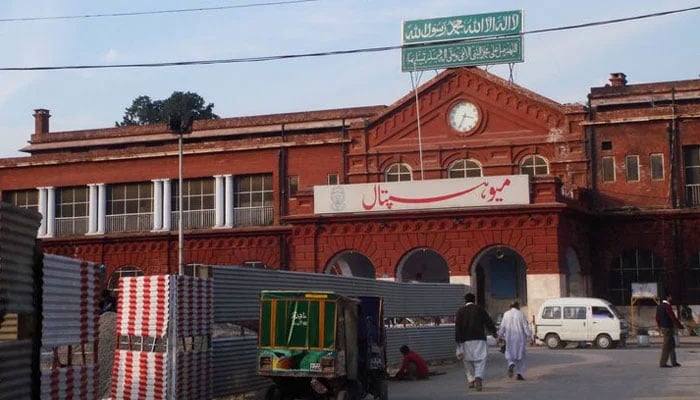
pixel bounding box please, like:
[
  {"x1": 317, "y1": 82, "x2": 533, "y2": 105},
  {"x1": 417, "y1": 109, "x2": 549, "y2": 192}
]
[{"x1": 448, "y1": 101, "x2": 480, "y2": 133}]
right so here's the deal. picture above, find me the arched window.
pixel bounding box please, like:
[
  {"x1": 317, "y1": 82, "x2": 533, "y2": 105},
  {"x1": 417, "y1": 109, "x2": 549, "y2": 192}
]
[
  {"x1": 520, "y1": 155, "x2": 549, "y2": 176},
  {"x1": 608, "y1": 249, "x2": 664, "y2": 305},
  {"x1": 385, "y1": 163, "x2": 412, "y2": 182},
  {"x1": 107, "y1": 265, "x2": 145, "y2": 293},
  {"x1": 448, "y1": 159, "x2": 483, "y2": 178}
]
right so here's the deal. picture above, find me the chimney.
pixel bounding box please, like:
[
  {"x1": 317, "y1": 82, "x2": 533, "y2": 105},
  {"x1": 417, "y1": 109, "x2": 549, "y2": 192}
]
[
  {"x1": 609, "y1": 72, "x2": 627, "y2": 87},
  {"x1": 33, "y1": 109, "x2": 50, "y2": 134}
]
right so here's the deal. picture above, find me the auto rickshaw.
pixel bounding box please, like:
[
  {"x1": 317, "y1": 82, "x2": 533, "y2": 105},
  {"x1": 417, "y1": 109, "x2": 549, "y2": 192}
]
[{"x1": 256, "y1": 290, "x2": 388, "y2": 400}]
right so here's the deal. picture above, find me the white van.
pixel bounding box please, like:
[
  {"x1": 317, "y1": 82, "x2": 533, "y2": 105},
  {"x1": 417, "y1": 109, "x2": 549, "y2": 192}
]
[{"x1": 534, "y1": 297, "x2": 629, "y2": 349}]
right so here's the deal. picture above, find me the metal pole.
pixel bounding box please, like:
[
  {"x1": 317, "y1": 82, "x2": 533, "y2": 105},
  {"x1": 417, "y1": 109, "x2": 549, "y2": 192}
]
[
  {"x1": 178, "y1": 132, "x2": 184, "y2": 275},
  {"x1": 410, "y1": 69, "x2": 425, "y2": 180}
]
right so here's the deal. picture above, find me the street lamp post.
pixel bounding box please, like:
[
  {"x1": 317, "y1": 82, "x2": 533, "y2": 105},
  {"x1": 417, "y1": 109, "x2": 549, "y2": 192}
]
[{"x1": 167, "y1": 113, "x2": 193, "y2": 399}]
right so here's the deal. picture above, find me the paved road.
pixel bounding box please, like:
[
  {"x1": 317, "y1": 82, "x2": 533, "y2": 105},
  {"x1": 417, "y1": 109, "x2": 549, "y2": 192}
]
[{"x1": 388, "y1": 341, "x2": 700, "y2": 399}]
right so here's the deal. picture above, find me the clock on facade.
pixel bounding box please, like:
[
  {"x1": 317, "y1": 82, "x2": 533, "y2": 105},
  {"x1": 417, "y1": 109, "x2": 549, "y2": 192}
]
[{"x1": 448, "y1": 101, "x2": 480, "y2": 133}]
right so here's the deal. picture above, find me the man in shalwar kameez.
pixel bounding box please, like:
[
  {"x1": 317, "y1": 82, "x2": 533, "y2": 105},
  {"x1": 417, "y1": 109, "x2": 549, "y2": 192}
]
[
  {"x1": 455, "y1": 293, "x2": 498, "y2": 392},
  {"x1": 497, "y1": 301, "x2": 532, "y2": 380}
]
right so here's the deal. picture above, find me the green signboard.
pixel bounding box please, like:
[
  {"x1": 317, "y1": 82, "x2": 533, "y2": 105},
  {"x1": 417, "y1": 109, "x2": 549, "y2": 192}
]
[
  {"x1": 402, "y1": 36, "x2": 523, "y2": 72},
  {"x1": 402, "y1": 10, "x2": 522, "y2": 44}
]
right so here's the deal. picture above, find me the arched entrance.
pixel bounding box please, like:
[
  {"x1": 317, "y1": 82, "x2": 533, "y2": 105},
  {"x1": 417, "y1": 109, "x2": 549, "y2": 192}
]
[
  {"x1": 324, "y1": 251, "x2": 376, "y2": 278},
  {"x1": 471, "y1": 246, "x2": 527, "y2": 317},
  {"x1": 396, "y1": 248, "x2": 450, "y2": 283}
]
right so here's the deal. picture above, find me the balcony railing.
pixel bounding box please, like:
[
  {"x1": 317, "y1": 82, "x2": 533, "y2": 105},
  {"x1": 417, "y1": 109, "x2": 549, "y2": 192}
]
[
  {"x1": 55, "y1": 216, "x2": 89, "y2": 236},
  {"x1": 686, "y1": 184, "x2": 700, "y2": 207},
  {"x1": 170, "y1": 209, "x2": 216, "y2": 230},
  {"x1": 106, "y1": 213, "x2": 153, "y2": 233},
  {"x1": 233, "y1": 206, "x2": 274, "y2": 227}
]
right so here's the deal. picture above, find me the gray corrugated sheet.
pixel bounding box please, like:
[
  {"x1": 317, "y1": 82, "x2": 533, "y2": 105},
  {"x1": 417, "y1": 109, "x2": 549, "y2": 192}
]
[
  {"x1": 41, "y1": 254, "x2": 100, "y2": 347},
  {"x1": 210, "y1": 266, "x2": 467, "y2": 322},
  {"x1": 0, "y1": 340, "x2": 33, "y2": 400},
  {"x1": 40, "y1": 366, "x2": 96, "y2": 399},
  {"x1": 212, "y1": 337, "x2": 270, "y2": 398},
  {"x1": 209, "y1": 266, "x2": 466, "y2": 398},
  {"x1": 0, "y1": 202, "x2": 41, "y2": 314}
]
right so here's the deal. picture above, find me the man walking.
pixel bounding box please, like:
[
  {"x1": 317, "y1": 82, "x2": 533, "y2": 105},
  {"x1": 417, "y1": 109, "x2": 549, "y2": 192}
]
[
  {"x1": 455, "y1": 292, "x2": 498, "y2": 392},
  {"x1": 656, "y1": 294, "x2": 684, "y2": 368},
  {"x1": 498, "y1": 301, "x2": 531, "y2": 380}
]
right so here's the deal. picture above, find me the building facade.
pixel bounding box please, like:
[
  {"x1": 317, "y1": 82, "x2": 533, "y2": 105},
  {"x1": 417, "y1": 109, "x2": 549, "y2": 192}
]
[{"x1": 1, "y1": 67, "x2": 698, "y2": 317}]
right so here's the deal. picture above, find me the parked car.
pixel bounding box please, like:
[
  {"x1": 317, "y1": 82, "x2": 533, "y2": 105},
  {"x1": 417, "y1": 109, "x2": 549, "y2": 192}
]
[{"x1": 534, "y1": 297, "x2": 629, "y2": 349}]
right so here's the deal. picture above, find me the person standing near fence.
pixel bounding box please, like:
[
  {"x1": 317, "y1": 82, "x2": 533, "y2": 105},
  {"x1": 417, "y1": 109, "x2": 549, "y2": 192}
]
[
  {"x1": 656, "y1": 294, "x2": 684, "y2": 368},
  {"x1": 455, "y1": 292, "x2": 498, "y2": 392},
  {"x1": 498, "y1": 301, "x2": 531, "y2": 380}
]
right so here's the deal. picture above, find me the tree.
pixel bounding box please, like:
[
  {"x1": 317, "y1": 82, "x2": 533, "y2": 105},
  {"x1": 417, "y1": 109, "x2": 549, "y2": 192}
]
[{"x1": 116, "y1": 91, "x2": 219, "y2": 126}]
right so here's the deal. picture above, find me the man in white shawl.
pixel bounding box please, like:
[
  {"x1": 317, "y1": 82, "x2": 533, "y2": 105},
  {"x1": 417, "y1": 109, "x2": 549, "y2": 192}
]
[
  {"x1": 455, "y1": 293, "x2": 498, "y2": 392},
  {"x1": 497, "y1": 301, "x2": 532, "y2": 380}
]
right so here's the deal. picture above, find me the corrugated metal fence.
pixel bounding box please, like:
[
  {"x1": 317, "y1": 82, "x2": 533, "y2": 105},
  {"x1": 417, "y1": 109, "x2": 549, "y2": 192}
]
[
  {"x1": 208, "y1": 266, "x2": 468, "y2": 398},
  {"x1": 0, "y1": 202, "x2": 41, "y2": 400}
]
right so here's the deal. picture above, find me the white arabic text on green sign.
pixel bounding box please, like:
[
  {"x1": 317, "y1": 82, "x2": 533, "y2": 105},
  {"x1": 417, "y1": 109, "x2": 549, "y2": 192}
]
[
  {"x1": 401, "y1": 37, "x2": 523, "y2": 72},
  {"x1": 403, "y1": 10, "x2": 522, "y2": 44}
]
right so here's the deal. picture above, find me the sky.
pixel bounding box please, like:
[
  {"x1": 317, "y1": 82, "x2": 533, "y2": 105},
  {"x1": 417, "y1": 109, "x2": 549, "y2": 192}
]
[{"x1": 1, "y1": 0, "x2": 699, "y2": 158}]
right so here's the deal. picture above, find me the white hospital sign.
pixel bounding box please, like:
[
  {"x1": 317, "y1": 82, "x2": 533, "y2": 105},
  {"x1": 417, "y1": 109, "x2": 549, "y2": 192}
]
[{"x1": 314, "y1": 175, "x2": 529, "y2": 214}]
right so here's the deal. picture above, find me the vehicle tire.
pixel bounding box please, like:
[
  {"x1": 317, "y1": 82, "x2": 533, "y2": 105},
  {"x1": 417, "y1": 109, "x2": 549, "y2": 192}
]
[
  {"x1": 264, "y1": 385, "x2": 283, "y2": 400},
  {"x1": 595, "y1": 334, "x2": 613, "y2": 349},
  {"x1": 559, "y1": 341, "x2": 568, "y2": 349},
  {"x1": 545, "y1": 333, "x2": 561, "y2": 349}
]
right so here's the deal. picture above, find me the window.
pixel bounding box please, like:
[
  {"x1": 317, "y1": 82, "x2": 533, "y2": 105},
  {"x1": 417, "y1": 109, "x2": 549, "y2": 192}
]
[
  {"x1": 592, "y1": 306, "x2": 613, "y2": 318},
  {"x1": 689, "y1": 252, "x2": 700, "y2": 304},
  {"x1": 541, "y1": 306, "x2": 561, "y2": 319},
  {"x1": 233, "y1": 174, "x2": 274, "y2": 226},
  {"x1": 519, "y1": 155, "x2": 548, "y2": 176},
  {"x1": 235, "y1": 174, "x2": 273, "y2": 208},
  {"x1": 650, "y1": 154, "x2": 664, "y2": 180},
  {"x1": 107, "y1": 266, "x2": 145, "y2": 293},
  {"x1": 327, "y1": 173, "x2": 339, "y2": 185},
  {"x1": 288, "y1": 176, "x2": 299, "y2": 197},
  {"x1": 601, "y1": 156, "x2": 615, "y2": 182},
  {"x1": 172, "y1": 178, "x2": 215, "y2": 212},
  {"x1": 601, "y1": 141, "x2": 613, "y2": 150},
  {"x1": 608, "y1": 248, "x2": 664, "y2": 305},
  {"x1": 564, "y1": 306, "x2": 586, "y2": 320},
  {"x1": 625, "y1": 155, "x2": 639, "y2": 181},
  {"x1": 172, "y1": 178, "x2": 215, "y2": 229},
  {"x1": 106, "y1": 182, "x2": 153, "y2": 232},
  {"x1": 56, "y1": 186, "x2": 89, "y2": 236},
  {"x1": 2, "y1": 189, "x2": 39, "y2": 212},
  {"x1": 385, "y1": 163, "x2": 412, "y2": 182},
  {"x1": 108, "y1": 183, "x2": 153, "y2": 215},
  {"x1": 448, "y1": 159, "x2": 482, "y2": 178},
  {"x1": 684, "y1": 146, "x2": 700, "y2": 206}
]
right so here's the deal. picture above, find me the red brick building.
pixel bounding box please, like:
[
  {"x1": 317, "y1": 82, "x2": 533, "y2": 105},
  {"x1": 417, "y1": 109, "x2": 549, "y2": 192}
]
[{"x1": 1, "y1": 67, "x2": 698, "y2": 316}]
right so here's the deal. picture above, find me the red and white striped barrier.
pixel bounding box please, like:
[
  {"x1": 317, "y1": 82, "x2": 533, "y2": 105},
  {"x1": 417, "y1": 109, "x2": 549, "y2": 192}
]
[{"x1": 112, "y1": 275, "x2": 212, "y2": 400}]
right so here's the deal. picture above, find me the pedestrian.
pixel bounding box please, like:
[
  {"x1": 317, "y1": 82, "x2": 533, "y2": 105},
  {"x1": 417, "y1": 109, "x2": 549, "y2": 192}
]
[
  {"x1": 655, "y1": 294, "x2": 684, "y2": 368},
  {"x1": 498, "y1": 301, "x2": 531, "y2": 381},
  {"x1": 455, "y1": 292, "x2": 498, "y2": 392},
  {"x1": 394, "y1": 345, "x2": 429, "y2": 380},
  {"x1": 680, "y1": 304, "x2": 697, "y2": 336}
]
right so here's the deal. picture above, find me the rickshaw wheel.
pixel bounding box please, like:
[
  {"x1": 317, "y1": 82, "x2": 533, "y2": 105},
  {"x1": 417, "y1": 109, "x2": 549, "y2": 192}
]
[{"x1": 264, "y1": 385, "x2": 283, "y2": 400}]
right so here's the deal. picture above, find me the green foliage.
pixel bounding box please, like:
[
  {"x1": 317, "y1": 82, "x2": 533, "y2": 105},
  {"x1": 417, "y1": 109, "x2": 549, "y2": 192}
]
[{"x1": 116, "y1": 91, "x2": 219, "y2": 126}]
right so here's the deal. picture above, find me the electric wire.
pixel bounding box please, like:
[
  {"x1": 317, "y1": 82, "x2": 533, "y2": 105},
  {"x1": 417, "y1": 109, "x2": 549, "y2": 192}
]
[
  {"x1": 0, "y1": 5, "x2": 698, "y2": 71},
  {"x1": 0, "y1": 0, "x2": 319, "y2": 22}
]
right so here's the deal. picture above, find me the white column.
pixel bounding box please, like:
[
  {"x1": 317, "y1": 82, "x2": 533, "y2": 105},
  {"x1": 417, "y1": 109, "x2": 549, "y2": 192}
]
[
  {"x1": 163, "y1": 179, "x2": 172, "y2": 231},
  {"x1": 224, "y1": 174, "x2": 234, "y2": 228},
  {"x1": 97, "y1": 183, "x2": 106, "y2": 234},
  {"x1": 214, "y1": 175, "x2": 224, "y2": 228},
  {"x1": 88, "y1": 184, "x2": 97, "y2": 234},
  {"x1": 153, "y1": 179, "x2": 163, "y2": 231},
  {"x1": 46, "y1": 187, "x2": 55, "y2": 237},
  {"x1": 37, "y1": 187, "x2": 47, "y2": 237}
]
